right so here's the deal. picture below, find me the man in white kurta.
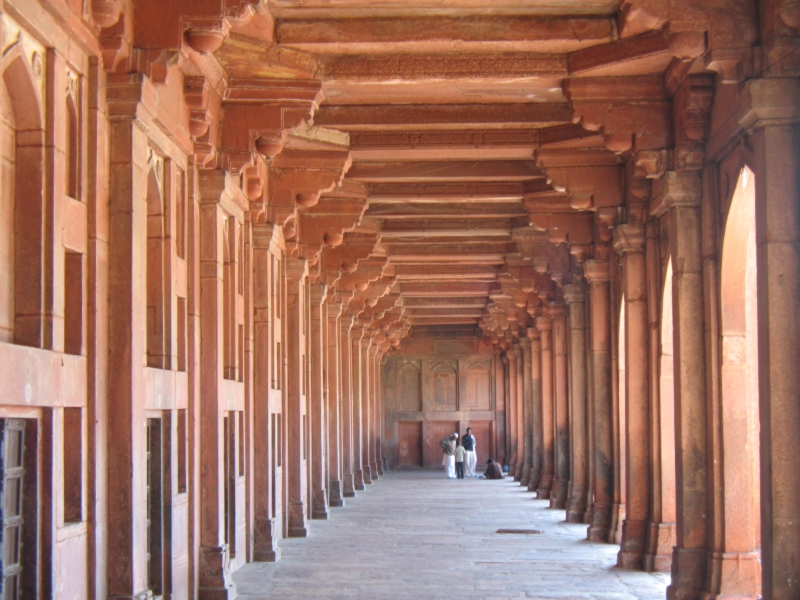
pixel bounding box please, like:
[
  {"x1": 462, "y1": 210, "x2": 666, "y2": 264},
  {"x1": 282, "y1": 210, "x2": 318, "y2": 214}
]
[
  {"x1": 440, "y1": 433, "x2": 458, "y2": 478},
  {"x1": 463, "y1": 427, "x2": 477, "y2": 477}
]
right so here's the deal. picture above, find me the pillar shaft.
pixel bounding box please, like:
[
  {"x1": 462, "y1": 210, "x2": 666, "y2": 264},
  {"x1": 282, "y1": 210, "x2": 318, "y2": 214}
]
[
  {"x1": 309, "y1": 285, "x2": 328, "y2": 520},
  {"x1": 326, "y1": 300, "x2": 344, "y2": 508},
  {"x1": 528, "y1": 330, "x2": 542, "y2": 492},
  {"x1": 351, "y1": 327, "x2": 365, "y2": 490},
  {"x1": 551, "y1": 307, "x2": 570, "y2": 508},
  {"x1": 519, "y1": 340, "x2": 533, "y2": 485},
  {"x1": 360, "y1": 337, "x2": 372, "y2": 484},
  {"x1": 585, "y1": 261, "x2": 613, "y2": 542},
  {"x1": 507, "y1": 349, "x2": 519, "y2": 475},
  {"x1": 285, "y1": 258, "x2": 309, "y2": 538},
  {"x1": 536, "y1": 318, "x2": 554, "y2": 499},
  {"x1": 615, "y1": 223, "x2": 650, "y2": 570},
  {"x1": 340, "y1": 311, "x2": 356, "y2": 498},
  {"x1": 565, "y1": 283, "x2": 589, "y2": 524}
]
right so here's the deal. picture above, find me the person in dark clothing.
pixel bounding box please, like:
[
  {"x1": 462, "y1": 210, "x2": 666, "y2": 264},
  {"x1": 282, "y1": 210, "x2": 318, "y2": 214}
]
[
  {"x1": 462, "y1": 427, "x2": 477, "y2": 477},
  {"x1": 483, "y1": 458, "x2": 504, "y2": 480}
]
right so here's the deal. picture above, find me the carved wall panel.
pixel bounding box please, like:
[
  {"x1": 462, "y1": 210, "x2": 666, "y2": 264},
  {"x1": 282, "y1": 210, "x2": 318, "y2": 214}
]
[
  {"x1": 431, "y1": 361, "x2": 458, "y2": 409},
  {"x1": 466, "y1": 360, "x2": 492, "y2": 410},
  {"x1": 397, "y1": 362, "x2": 422, "y2": 412}
]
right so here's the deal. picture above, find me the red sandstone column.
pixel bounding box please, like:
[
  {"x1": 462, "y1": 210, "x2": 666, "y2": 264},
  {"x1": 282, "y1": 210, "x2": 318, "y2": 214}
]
[
  {"x1": 536, "y1": 316, "x2": 554, "y2": 499},
  {"x1": 351, "y1": 326, "x2": 365, "y2": 490},
  {"x1": 326, "y1": 297, "x2": 344, "y2": 507},
  {"x1": 609, "y1": 258, "x2": 625, "y2": 544},
  {"x1": 614, "y1": 223, "x2": 650, "y2": 569},
  {"x1": 496, "y1": 351, "x2": 508, "y2": 466},
  {"x1": 564, "y1": 282, "x2": 589, "y2": 523},
  {"x1": 374, "y1": 351, "x2": 385, "y2": 475},
  {"x1": 339, "y1": 309, "x2": 356, "y2": 497},
  {"x1": 655, "y1": 171, "x2": 710, "y2": 598},
  {"x1": 550, "y1": 305, "x2": 570, "y2": 509},
  {"x1": 520, "y1": 338, "x2": 533, "y2": 486},
  {"x1": 370, "y1": 345, "x2": 381, "y2": 478},
  {"x1": 197, "y1": 173, "x2": 236, "y2": 596},
  {"x1": 251, "y1": 223, "x2": 282, "y2": 560},
  {"x1": 735, "y1": 78, "x2": 800, "y2": 600},
  {"x1": 585, "y1": 260, "x2": 613, "y2": 542},
  {"x1": 506, "y1": 348, "x2": 519, "y2": 475},
  {"x1": 514, "y1": 347, "x2": 525, "y2": 481},
  {"x1": 285, "y1": 257, "x2": 309, "y2": 537},
  {"x1": 309, "y1": 284, "x2": 328, "y2": 519},
  {"x1": 360, "y1": 336, "x2": 372, "y2": 484},
  {"x1": 528, "y1": 328, "x2": 542, "y2": 492}
]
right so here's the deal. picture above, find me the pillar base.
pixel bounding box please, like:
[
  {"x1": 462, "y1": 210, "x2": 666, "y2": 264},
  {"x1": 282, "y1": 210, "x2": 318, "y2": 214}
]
[
  {"x1": 617, "y1": 518, "x2": 648, "y2": 570},
  {"x1": 363, "y1": 466, "x2": 373, "y2": 485},
  {"x1": 371, "y1": 461, "x2": 380, "y2": 479},
  {"x1": 288, "y1": 500, "x2": 309, "y2": 538},
  {"x1": 342, "y1": 473, "x2": 356, "y2": 497},
  {"x1": 376, "y1": 460, "x2": 385, "y2": 476},
  {"x1": 520, "y1": 464, "x2": 532, "y2": 486},
  {"x1": 587, "y1": 502, "x2": 612, "y2": 542},
  {"x1": 198, "y1": 545, "x2": 236, "y2": 600},
  {"x1": 666, "y1": 547, "x2": 707, "y2": 600},
  {"x1": 312, "y1": 489, "x2": 329, "y2": 520},
  {"x1": 328, "y1": 480, "x2": 344, "y2": 507},
  {"x1": 551, "y1": 479, "x2": 569, "y2": 509},
  {"x1": 566, "y1": 487, "x2": 587, "y2": 523},
  {"x1": 528, "y1": 467, "x2": 541, "y2": 492},
  {"x1": 252, "y1": 517, "x2": 282, "y2": 562},
  {"x1": 699, "y1": 551, "x2": 760, "y2": 599},
  {"x1": 608, "y1": 502, "x2": 625, "y2": 544},
  {"x1": 514, "y1": 461, "x2": 524, "y2": 481},
  {"x1": 644, "y1": 522, "x2": 676, "y2": 572},
  {"x1": 354, "y1": 469, "x2": 365, "y2": 491}
]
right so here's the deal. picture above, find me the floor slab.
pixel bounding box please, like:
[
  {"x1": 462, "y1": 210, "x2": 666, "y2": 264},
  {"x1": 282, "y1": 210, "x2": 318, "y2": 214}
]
[{"x1": 234, "y1": 471, "x2": 669, "y2": 599}]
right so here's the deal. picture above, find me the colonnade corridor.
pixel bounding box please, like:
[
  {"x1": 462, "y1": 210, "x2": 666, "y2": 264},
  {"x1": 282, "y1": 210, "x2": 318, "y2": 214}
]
[{"x1": 234, "y1": 471, "x2": 669, "y2": 599}]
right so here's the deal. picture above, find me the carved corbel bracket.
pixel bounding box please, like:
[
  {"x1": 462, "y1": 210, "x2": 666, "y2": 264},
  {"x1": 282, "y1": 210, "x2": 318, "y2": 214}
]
[
  {"x1": 564, "y1": 77, "x2": 673, "y2": 155},
  {"x1": 613, "y1": 222, "x2": 647, "y2": 253},
  {"x1": 737, "y1": 77, "x2": 800, "y2": 133}
]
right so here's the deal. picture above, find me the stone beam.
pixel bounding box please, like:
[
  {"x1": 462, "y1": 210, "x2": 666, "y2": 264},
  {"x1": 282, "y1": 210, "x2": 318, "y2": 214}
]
[
  {"x1": 275, "y1": 15, "x2": 615, "y2": 54},
  {"x1": 348, "y1": 161, "x2": 544, "y2": 183},
  {"x1": 365, "y1": 202, "x2": 528, "y2": 219},
  {"x1": 315, "y1": 103, "x2": 573, "y2": 131}
]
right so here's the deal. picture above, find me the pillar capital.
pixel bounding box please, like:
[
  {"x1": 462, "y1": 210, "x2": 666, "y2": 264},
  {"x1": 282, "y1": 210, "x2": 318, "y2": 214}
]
[
  {"x1": 563, "y1": 281, "x2": 586, "y2": 304},
  {"x1": 535, "y1": 316, "x2": 553, "y2": 331},
  {"x1": 519, "y1": 338, "x2": 532, "y2": 350},
  {"x1": 654, "y1": 170, "x2": 702, "y2": 211},
  {"x1": 584, "y1": 259, "x2": 610, "y2": 283},
  {"x1": 738, "y1": 77, "x2": 800, "y2": 132},
  {"x1": 548, "y1": 303, "x2": 568, "y2": 319},
  {"x1": 506, "y1": 348, "x2": 518, "y2": 359},
  {"x1": 613, "y1": 222, "x2": 646, "y2": 254},
  {"x1": 285, "y1": 256, "x2": 307, "y2": 280},
  {"x1": 309, "y1": 283, "x2": 327, "y2": 304},
  {"x1": 526, "y1": 326, "x2": 540, "y2": 340}
]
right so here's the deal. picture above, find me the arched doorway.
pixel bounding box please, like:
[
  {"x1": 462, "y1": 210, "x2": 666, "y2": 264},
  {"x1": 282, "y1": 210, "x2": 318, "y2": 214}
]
[{"x1": 716, "y1": 165, "x2": 761, "y2": 597}]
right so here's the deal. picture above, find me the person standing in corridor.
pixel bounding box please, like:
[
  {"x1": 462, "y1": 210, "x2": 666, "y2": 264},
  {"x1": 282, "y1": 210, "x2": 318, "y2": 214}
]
[
  {"x1": 454, "y1": 438, "x2": 466, "y2": 479},
  {"x1": 463, "y1": 427, "x2": 477, "y2": 477},
  {"x1": 440, "y1": 433, "x2": 458, "y2": 479}
]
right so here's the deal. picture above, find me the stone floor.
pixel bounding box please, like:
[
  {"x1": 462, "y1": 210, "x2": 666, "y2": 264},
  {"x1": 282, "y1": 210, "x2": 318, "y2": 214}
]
[{"x1": 233, "y1": 471, "x2": 670, "y2": 599}]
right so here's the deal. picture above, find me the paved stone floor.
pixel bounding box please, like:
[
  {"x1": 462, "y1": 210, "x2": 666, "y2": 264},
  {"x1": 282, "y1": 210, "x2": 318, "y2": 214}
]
[{"x1": 234, "y1": 471, "x2": 669, "y2": 599}]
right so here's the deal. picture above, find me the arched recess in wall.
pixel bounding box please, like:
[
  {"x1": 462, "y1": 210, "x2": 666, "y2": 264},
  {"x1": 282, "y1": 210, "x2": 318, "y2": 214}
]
[
  {"x1": 0, "y1": 46, "x2": 46, "y2": 347},
  {"x1": 65, "y1": 92, "x2": 79, "y2": 199},
  {"x1": 432, "y1": 361, "x2": 457, "y2": 410},
  {"x1": 718, "y1": 165, "x2": 761, "y2": 593},
  {"x1": 467, "y1": 360, "x2": 492, "y2": 410},
  {"x1": 146, "y1": 152, "x2": 169, "y2": 369},
  {"x1": 397, "y1": 362, "x2": 421, "y2": 412}
]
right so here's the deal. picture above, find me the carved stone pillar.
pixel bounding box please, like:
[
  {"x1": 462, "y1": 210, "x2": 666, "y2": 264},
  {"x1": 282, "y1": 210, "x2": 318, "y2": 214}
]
[
  {"x1": 736, "y1": 77, "x2": 800, "y2": 600},
  {"x1": 536, "y1": 316, "x2": 554, "y2": 499},
  {"x1": 585, "y1": 260, "x2": 613, "y2": 542},
  {"x1": 373, "y1": 350, "x2": 384, "y2": 476},
  {"x1": 564, "y1": 282, "x2": 589, "y2": 523},
  {"x1": 501, "y1": 353, "x2": 511, "y2": 466},
  {"x1": 527, "y1": 328, "x2": 542, "y2": 492},
  {"x1": 251, "y1": 223, "x2": 283, "y2": 560},
  {"x1": 515, "y1": 347, "x2": 526, "y2": 481},
  {"x1": 520, "y1": 338, "x2": 533, "y2": 486},
  {"x1": 506, "y1": 348, "x2": 519, "y2": 476},
  {"x1": 339, "y1": 309, "x2": 356, "y2": 497},
  {"x1": 360, "y1": 336, "x2": 373, "y2": 484},
  {"x1": 285, "y1": 257, "x2": 309, "y2": 538},
  {"x1": 326, "y1": 297, "x2": 344, "y2": 508},
  {"x1": 309, "y1": 284, "x2": 328, "y2": 520},
  {"x1": 550, "y1": 305, "x2": 570, "y2": 509},
  {"x1": 614, "y1": 223, "x2": 650, "y2": 569},
  {"x1": 496, "y1": 351, "x2": 508, "y2": 466},
  {"x1": 351, "y1": 326, "x2": 365, "y2": 490}
]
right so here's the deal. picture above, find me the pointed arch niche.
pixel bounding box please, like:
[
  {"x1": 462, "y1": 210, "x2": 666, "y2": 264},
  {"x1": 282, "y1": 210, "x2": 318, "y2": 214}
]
[
  {"x1": 397, "y1": 362, "x2": 421, "y2": 412},
  {"x1": 0, "y1": 45, "x2": 46, "y2": 346},
  {"x1": 432, "y1": 361, "x2": 458, "y2": 410},
  {"x1": 716, "y1": 165, "x2": 761, "y2": 597}
]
